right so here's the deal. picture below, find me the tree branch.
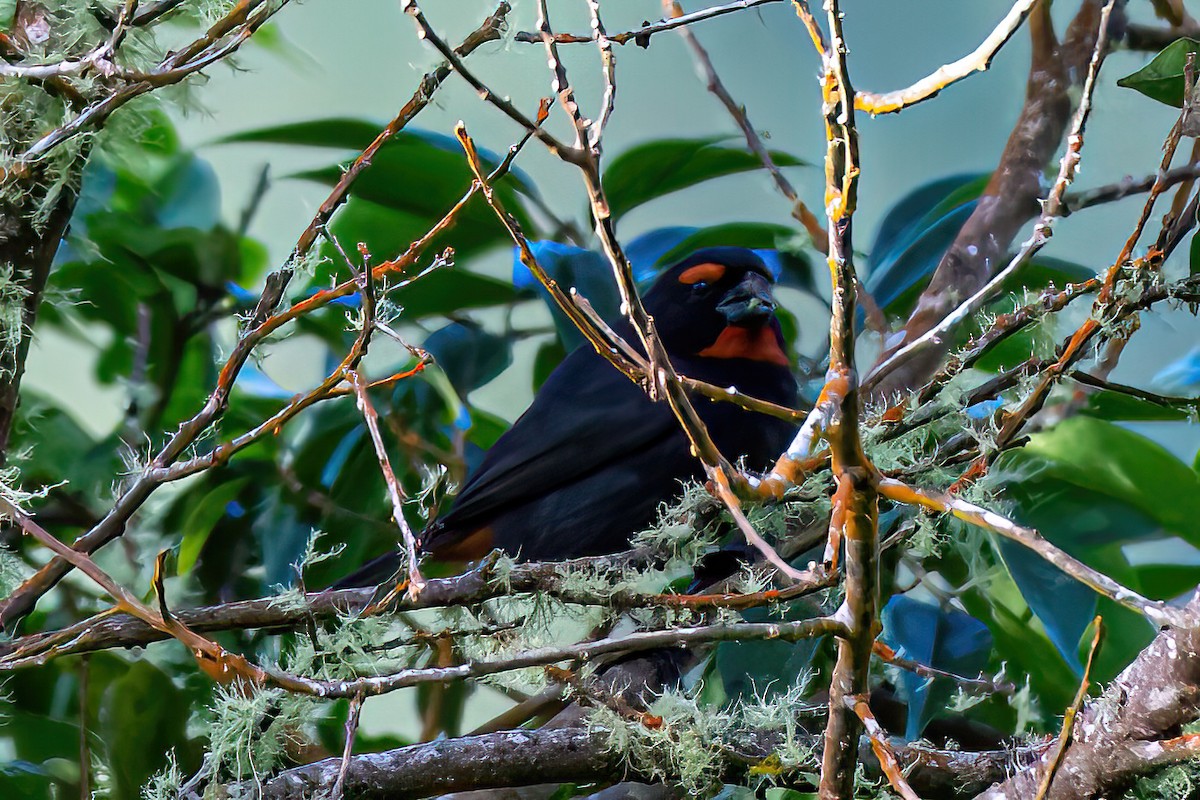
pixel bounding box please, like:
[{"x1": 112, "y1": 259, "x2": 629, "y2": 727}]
[
  {"x1": 211, "y1": 724, "x2": 1034, "y2": 800},
  {"x1": 869, "y1": 0, "x2": 1120, "y2": 397},
  {"x1": 973, "y1": 599, "x2": 1200, "y2": 799}
]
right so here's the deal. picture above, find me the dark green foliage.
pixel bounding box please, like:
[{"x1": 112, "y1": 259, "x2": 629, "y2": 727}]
[
  {"x1": 1117, "y1": 38, "x2": 1200, "y2": 107},
  {"x1": 601, "y1": 137, "x2": 807, "y2": 219}
]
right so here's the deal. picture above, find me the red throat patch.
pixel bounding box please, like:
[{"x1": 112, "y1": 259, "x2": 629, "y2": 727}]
[{"x1": 698, "y1": 326, "x2": 789, "y2": 366}]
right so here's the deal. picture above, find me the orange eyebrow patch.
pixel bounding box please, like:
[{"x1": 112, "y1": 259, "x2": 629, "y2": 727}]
[{"x1": 678, "y1": 262, "x2": 726, "y2": 285}]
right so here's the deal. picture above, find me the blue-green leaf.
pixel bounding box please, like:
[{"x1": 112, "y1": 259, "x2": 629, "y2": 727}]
[
  {"x1": 881, "y1": 595, "x2": 992, "y2": 739},
  {"x1": 602, "y1": 137, "x2": 806, "y2": 218}
]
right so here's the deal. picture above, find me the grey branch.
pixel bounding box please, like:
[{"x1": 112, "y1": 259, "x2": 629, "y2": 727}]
[
  {"x1": 973, "y1": 598, "x2": 1200, "y2": 799},
  {"x1": 206, "y1": 724, "x2": 1031, "y2": 800}
]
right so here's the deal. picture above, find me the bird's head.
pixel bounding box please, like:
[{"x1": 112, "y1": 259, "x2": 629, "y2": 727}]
[{"x1": 643, "y1": 247, "x2": 790, "y2": 367}]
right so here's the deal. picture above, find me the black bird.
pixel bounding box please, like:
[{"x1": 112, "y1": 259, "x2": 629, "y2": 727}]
[{"x1": 339, "y1": 247, "x2": 798, "y2": 585}]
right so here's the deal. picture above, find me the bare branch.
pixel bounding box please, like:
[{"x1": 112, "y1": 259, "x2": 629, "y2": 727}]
[
  {"x1": 878, "y1": 478, "x2": 1187, "y2": 628},
  {"x1": 349, "y1": 369, "x2": 426, "y2": 598},
  {"x1": 1034, "y1": 619, "x2": 1103, "y2": 800},
  {"x1": 514, "y1": 0, "x2": 784, "y2": 46},
  {"x1": 0, "y1": 549, "x2": 839, "y2": 669},
  {"x1": 853, "y1": 696, "x2": 923, "y2": 800},
  {"x1": 856, "y1": 0, "x2": 1041, "y2": 115},
  {"x1": 210, "y1": 723, "x2": 1031, "y2": 800}
]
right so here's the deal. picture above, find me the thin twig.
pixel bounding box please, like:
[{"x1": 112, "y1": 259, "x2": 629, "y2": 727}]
[
  {"x1": 872, "y1": 641, "x2": 1016, "y2": 695},
  {"x1": 513, "y1": 0, "x2": 784, "y2": 46},
  {"x1": 330, "y1": 691, "x2": 365, "y2": 800},
  {"x1": 852, "y1": 696, "x2": 923, "y2": 800},
  {"x1": 1034, "y1": 618, "x2": 1104, "y2": 800},
  {"x1": 1063, "y1": 164, "x2": 1200, "y2": 215},
  {"x1": 665, "y1": 0, "x2": 825, "y2": 244},
  {"x1": 349, "y1": 370, "x2": 426, "y2": 599},
  {"x1": 877, "y1": 478, "x2": 1187, "y2": 628},
  {"x1": 401, "y1": 0, "x2": 580, "y2": 164}
]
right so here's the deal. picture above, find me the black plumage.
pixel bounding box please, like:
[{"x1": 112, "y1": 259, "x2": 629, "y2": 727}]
[{"x1": 338, "y1": 247, "x2": 798, "y2": 585}]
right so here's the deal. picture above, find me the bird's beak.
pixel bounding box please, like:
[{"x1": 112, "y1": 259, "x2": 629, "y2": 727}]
[{"x1": 716, "y1": 272, "x2": 777, "y2": 325}]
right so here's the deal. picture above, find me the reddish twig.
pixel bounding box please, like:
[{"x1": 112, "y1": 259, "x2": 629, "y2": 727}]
[
  {"x1": 852, "y1": 696, "x2": 923, "y2": 800},
  {"x1": 1035, "y1": 618, "x2": 1104, "y2": 800}
]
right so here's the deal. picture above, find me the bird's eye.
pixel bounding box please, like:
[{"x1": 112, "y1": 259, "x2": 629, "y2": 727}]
[{"x1": 691, "y1": 280, "x2": 710, "y2": 291}]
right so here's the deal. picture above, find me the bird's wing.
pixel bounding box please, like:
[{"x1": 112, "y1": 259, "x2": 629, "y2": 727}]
[{"x1": 429, "y1": 346, "x2": 678, "y2": 540}]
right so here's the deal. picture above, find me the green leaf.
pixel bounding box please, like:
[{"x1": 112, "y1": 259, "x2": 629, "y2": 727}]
[
  {"x1": 0, "y1": 759, "x2": 63, "y2": 800},
  {"x1": 866, "y1": 173, "x2": 988, "y2": 314},
  {"x1": 1117, "y1": 38, "x2": 1200, "y2": 107},
  {"x1": 290, "y1": 141, "x2": 530, "y2": 221},
  {"x1": 393, "y1": 268, "x2": 518, "y2": 319},
  {"x1": 653, "y1": 222, "x2": 793, "y2": 266},
  {"x1": 1089, "y1": 598, "x2": 1154, "y2": 685},
  {"x1": 1003, "y1": 256, "x2": 1095, "y2": 292},
  {"x1": 881, "y1": 595, "x2": 992, "y2": 738},
  {"x1": 86, "y1": 218, "x2": 248, "y2": 291},
  {"x1": 970, "y1": 258, "x2": 1098, "y2": 372},
  {"x1": 1012, "y1": 416, "x2": 1200, "y2": 545},
  {"x1": 98, "y1": 661, "x2": 189, "y2": 800},
  {"x1": 1079, "y1": 390, "x2": 1190, "y2": 422},
  {"x1": 545, "y1": 785, "x2": 582, "y2": 800},
  {"x1": 533, "y1": 338, "x2": 568, "y2": 392},
  {"x1": 766, "y1": 791, "x2": 818, "y2": 800},
  {"x1": 1191, "y1": 230, "x2": 1200, "y2": 277},
  {"x1": 178, "y1": 477, "x2": 252, "y2": 574},
  {"x1": 602, "y1": 138, "x2": 806, "y2": 218},
  {"x1": 1128, "y1": 562, "x2": 1200, "y2": 601},
  {"x1": 466, "y1": 408, "x2": 511, "y2": 451},
  {"x1": 4, "y1": 710, "x2": 81, "y2": 765},
  {"x1": 319, "y1": 197, "x2": 519, "y2": 282},
  {"x1": 12, "y1": 395, "x2": 123, "y2": 501},
  {"x1": 217, "y1": 118, "x2": 385, "y2": 149},
  {"x1": 994, "y1": 536, "x2": 1096, "y2": 673},
  {"x1": 959, "y1": 570, "x2": 1078, "y2": 712},
  {"x1": 423, "y1": 321, "x2": 512, "y2": 397},
  {"x1": 716, "y1": 603, "x2": 820, "y2": 701},
  {"x1": 870, "y1": 173, "x2": 987, "y2": 268}
]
